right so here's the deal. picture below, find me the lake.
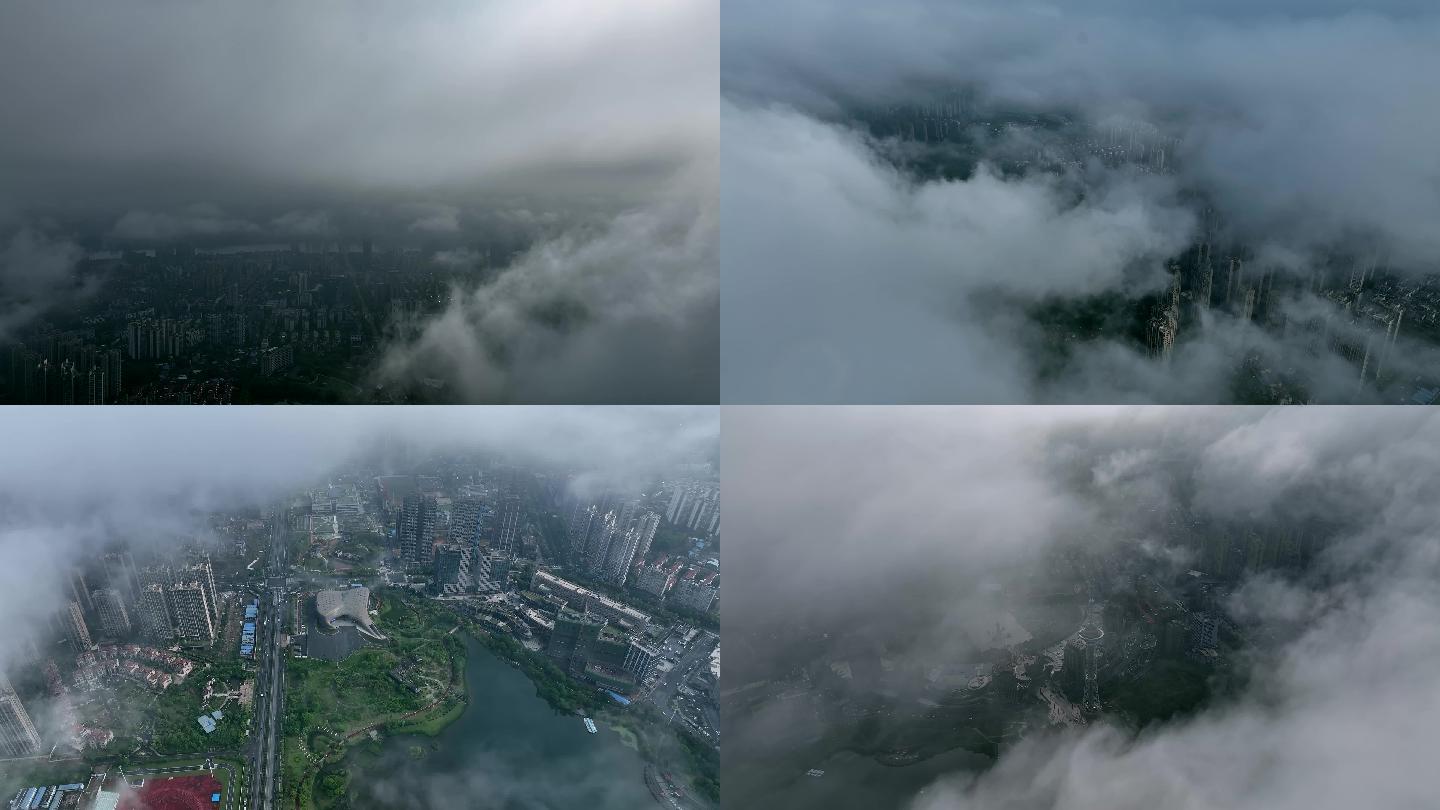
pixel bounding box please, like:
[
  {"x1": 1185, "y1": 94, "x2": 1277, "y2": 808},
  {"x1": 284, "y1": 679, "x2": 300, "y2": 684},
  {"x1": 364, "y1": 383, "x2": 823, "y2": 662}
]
[{"x1": 343, "y1": 636, "x2": 656, "y2": 809}]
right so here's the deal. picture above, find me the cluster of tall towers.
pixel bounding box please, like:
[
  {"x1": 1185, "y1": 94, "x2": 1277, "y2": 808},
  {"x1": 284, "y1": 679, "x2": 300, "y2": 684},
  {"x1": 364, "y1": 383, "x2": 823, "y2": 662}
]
[
  {"x1": 665, "y1": 481, "x2": 720, "y2": 536},
  {"x1": 566, "y1": 497, "x2": 661, "y2": 588},
  {"x1": 403, "y1": 489, "x2": 523, "y2": 569},
  {"x1": 62, "y1": 552, "x2": 222, "y2": 648},
  {"x1": 0, "y1": 550, "x2": 222, "y2": 757}
]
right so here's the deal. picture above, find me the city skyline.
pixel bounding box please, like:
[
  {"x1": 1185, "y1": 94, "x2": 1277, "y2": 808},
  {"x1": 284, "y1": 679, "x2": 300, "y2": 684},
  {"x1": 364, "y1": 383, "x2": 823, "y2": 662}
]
[{"x1": 0, "y1": 405, "x2": 718, "y2": 809}]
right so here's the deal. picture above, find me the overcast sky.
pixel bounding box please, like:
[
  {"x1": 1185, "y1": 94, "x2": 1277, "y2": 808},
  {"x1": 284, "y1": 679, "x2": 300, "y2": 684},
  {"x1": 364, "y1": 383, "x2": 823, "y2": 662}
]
[
  {"x1": 0, "y1": 0, "x2": 715, "y2": 227},
  {"x1": 721, "y1": 0, "x2": 1440, "y2": 403},
  {"x1": 0, "y1": 1, "x2": 718, "y2": 403},
  {"x1": 724, "y1": 405, "x2": 1440, "y2": 808},
  {"x1": 0, "y1": 405, "x2": 716, "y2": 673}
]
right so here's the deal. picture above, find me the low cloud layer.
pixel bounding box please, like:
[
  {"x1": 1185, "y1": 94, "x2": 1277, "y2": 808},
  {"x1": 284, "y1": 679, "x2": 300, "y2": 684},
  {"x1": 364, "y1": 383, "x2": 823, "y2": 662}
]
[
  {"x1": 0, "y1": 1, "x2": 718, "y2": 400},
  {"x1": 0, "y1": 229, "x2": 94, "y2": 342},
  {"x1": 0, "y1": 0, "x2": 715, "y2": 215},
  {"x1": 376, "y1": 172, "x2": 718, "y2": 403},
  {"x1": 722, "y1": 0, "x2": 1440, "y2": 403},
  {"x1": 724, "y1": 406, "x2": 1440, "y2": 808}
]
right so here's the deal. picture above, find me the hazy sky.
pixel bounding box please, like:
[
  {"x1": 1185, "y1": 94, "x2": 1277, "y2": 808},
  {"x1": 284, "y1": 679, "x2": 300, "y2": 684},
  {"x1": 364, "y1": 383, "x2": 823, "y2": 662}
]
[
  {"x1": 721, "y1": 0, "x2": 1440, "y2": 403},
  {"x1": 0, "y1": 0, "x2": 715, "y2": 228},
  {"x1": 724, "y1": 406, "x2": 1440, "y2": 808}
]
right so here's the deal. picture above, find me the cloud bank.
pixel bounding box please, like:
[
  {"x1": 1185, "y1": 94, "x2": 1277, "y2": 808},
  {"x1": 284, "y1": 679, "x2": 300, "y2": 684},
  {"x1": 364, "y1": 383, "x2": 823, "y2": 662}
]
[
  {"x1": 721, "y1": 0, "x2": 1440, "y2": 403},
  {"x1": 724, "y1": 406, "x2": 1440, "y2": 808}
]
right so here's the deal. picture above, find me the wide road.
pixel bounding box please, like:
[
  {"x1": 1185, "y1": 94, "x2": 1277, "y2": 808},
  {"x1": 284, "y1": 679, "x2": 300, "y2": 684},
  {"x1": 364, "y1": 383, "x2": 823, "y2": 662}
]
[
  {"x1": 649, "y1": 631, "x2": 718, "y2": 712},
  {"x1": 249, "y1": 516, "x2": 290, "y2": 810}
]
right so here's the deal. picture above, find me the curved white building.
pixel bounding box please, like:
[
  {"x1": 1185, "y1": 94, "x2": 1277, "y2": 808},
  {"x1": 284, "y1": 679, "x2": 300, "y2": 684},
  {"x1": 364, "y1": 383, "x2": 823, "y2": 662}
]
[{"x1": 316, "y1": 587, "x2": 385, "y2": 640}]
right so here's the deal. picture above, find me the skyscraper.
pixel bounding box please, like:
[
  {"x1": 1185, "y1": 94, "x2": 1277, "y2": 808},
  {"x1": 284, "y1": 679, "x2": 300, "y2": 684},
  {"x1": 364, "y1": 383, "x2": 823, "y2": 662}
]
[
  {"x1": 137, "y1": 583, "x2": 173, "y2": 640},
  {"x1": 567, "y1": 503, "x2": 598, "y2": 561},
  {"x1": 0, "y1": 673, "x2": 41, "y2": 757},
  {"x1": 632, "y1": 511, "x2": 661, "y2": 564},
  {"x1": 489, "y1": 497, "x2": 521, "y2": 555},
  {"x1": 433, "y1": 544, "x2": 463, "y2": 586},
  {"x1": 61, "y1": 601, "x2": 93, "y2": 650},
  {"x1": 600, "y1": 525, "x2": 641, "y2": 587},
  {"x1": 170, "y1": 581, "x2": 216, "y2": 643},
  {"x1": 451, "y1": 498, "x2": 484, "y2": 549},
  {"x1": 92, "y1": 588, "x2": 132, "y2": 637},
  {"x1": 397, "y1": 493, "x2": 439, "y2": 568},
  {"x1": 582, "y1": 510, "x2": 618, "y2": 577}
]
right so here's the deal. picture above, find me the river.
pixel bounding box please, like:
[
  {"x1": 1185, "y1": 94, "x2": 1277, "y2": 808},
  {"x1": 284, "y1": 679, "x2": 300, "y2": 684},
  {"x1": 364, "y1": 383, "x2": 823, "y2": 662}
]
[{"x1": 342, "y1": 636, "x2": 656, "y2": 809}]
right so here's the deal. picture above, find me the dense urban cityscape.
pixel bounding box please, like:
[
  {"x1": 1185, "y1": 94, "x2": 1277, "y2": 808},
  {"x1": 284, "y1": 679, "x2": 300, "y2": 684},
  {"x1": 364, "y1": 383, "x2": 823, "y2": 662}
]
[
  {"x1": 0, "y1": 414, "x2": 720, "y2": 810},
  {"x1": 1, "y1": 239, "x2": 530, "y2": 405}
]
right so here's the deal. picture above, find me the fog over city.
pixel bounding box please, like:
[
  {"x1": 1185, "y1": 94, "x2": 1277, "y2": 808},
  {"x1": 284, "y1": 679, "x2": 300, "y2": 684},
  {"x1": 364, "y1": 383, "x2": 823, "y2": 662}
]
[
  {"x1": 722, "y1": 0, "x2": 1440, "y2": 403},
  {"x1": 724, "y1": 406, "x2": 1440, "y2": 808},
  {"x1": 0, "y1": 406, "x2": 717, "y2": 674},
  {"x1": 0, "y1": 0, "x2": 717, "y2": 402}
]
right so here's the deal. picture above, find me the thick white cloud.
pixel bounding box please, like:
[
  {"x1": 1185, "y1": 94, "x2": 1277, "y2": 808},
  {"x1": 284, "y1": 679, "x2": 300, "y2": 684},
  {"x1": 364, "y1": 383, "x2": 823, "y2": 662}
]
[
  {"x1": 724, "y1": 407, "x2": 1440, "y2": 809},
  {"x1": 377, "y1": 173, "x2": 718, "y2": 403},
  {"x1": 721, "y1": 0, "x2": 1440, "y2": 403}
]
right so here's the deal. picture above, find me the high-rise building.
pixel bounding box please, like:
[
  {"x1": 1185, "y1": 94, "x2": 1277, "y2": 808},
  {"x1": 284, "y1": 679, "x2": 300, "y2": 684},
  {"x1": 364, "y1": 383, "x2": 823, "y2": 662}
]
[
  {"x1": 582, "y1": 510, "x2": 618, "y2": 577},
  {"x1": 433, "y1": 545, "x2": 463, "y2": 586},
  {"x1": 397, "y1": 493, "x2": 439, "y2": 568},
  {"x1": 170, "y1": 581, "x2": 216, "y2": 643},
  {"x1": 177, "y1": 559, "x2": 221, "y2": 626},
  {"x1": 451, "y1": 498, "x2": 484, "y2": 549},
  {"x1": 61, "y1": 601, "x2": 93, "y2": 650},
  {"x1": 137, "y1": 584, "x2": 173, "y2": 640},
  {"x1": 487, "y1": 554, "x2": 513, "y2": 592},
  {"x1": 67, "y1": 569, "x2": 93, "y2": 612},
  {"x1": 600, "y1": 526, "x2": 641, "y2": 587},
  {"x1": 489, "y1": 497, "x2": 521, "y2": 555},
  {"x1": 103, "y1": 551, "x2": 140, "y2": 605},
  {"x1": 632, "y1": 511, "x2": 660, "y2": 564},
  {"x1": 567, "y1": 503, "x2": 598, "y2": 561},
  {"x1": 92, "y1": 588, "x2": 132, "y2": 637},
  {"x1": 0, "y1": 673, "x2": 42, "y2": 757}
]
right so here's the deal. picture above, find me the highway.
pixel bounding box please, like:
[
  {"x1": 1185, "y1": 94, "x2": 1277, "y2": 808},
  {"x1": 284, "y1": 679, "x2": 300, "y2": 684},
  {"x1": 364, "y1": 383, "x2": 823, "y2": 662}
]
[{"x1": 248, "y1": 515, "x2": 290, "y2": 810}]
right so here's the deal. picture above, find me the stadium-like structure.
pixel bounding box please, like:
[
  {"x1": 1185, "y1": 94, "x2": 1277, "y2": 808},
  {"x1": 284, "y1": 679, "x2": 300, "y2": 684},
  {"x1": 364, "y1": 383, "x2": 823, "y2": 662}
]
[{"x1": 315, "y1": 587, "x2": 385, "y2": 640}]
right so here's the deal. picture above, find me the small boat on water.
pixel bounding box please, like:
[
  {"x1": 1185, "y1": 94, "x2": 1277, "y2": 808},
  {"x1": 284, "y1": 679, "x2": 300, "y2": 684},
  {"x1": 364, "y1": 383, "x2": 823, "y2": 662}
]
[
  {"x1": 806, "y1": 769, "x2": 825, "y2": 777},
  {"x1": 584, "y1": 718, "x2": 598, "y2": 734}
]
